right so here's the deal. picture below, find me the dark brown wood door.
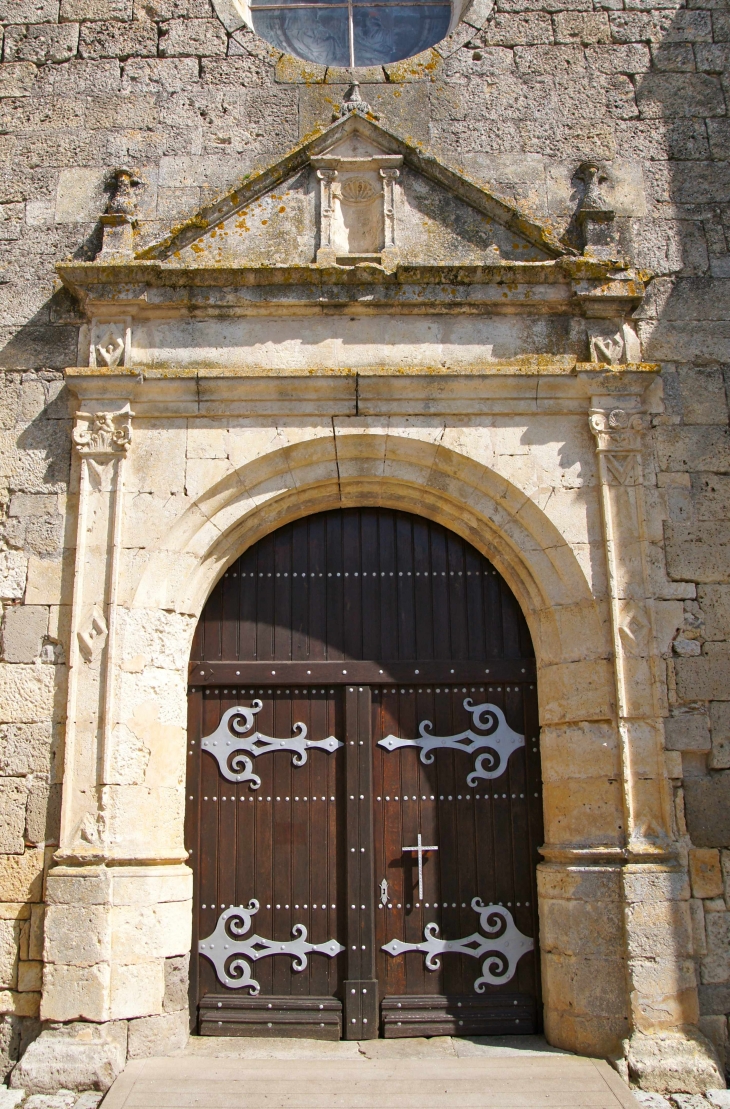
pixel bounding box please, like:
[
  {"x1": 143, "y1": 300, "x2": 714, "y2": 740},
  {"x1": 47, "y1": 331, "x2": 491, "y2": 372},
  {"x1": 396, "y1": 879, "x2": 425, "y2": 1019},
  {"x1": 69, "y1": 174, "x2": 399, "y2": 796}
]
[
  {"x1": 187, "y1": 508, "x2": 542, "y2": 1039},
  {"x1": 372, "y1": 683, "x2": 541, "y2": 1036}
]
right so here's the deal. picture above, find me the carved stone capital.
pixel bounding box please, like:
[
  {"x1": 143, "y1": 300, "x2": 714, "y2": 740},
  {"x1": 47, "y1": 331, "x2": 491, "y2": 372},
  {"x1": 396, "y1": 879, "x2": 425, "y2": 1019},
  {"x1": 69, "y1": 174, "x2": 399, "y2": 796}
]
[
  {"x1": 73, "y1": 409, "x2": 133, "y2": 458},
  {"x1": 589, "y1": 407, "x2": 645, "y2": 454}
]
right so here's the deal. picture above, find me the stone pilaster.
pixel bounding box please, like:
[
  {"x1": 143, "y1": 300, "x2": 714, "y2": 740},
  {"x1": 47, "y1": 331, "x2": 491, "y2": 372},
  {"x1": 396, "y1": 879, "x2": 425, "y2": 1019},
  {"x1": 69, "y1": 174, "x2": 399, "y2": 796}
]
[{"x1": 588, "y1": 390, "x2": 723, "y2": 1091}]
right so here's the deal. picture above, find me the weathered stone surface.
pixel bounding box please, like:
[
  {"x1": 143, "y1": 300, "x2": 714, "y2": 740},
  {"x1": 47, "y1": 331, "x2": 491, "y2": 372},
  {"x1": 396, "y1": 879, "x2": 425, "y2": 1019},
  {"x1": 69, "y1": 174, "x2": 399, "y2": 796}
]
[
  {"x1": 127, "y1": 1009, "x2": 188, "y2": 1057},
  {"x1": 3, "y1": 24, "x2": 80, "y2": 65},
  {"x1": 163, "y1": 952, "x2": 189, "y2": 1013},
  {"x1": 1, "y1": 606, "x2": 47, "y2": 664},
  {"x1": 0, "y1": 554, "x2": 27, "y2": 602},
  {"x1": 625, "y1": 1030, "x2": 724, "y2": 1094},
  {"x1": 675, "y1": 655, "x2": 730, "y2": 701},
  {"x1": 709, "y1": 702, "x2": 730, "y2": 770},
  {"x1": 689, "y1": 849, "x2": 724, "y2": 900},
  {"x1": 665, "y1": 524, "x2": 730, "y2": 583},
  {"x1": 0, "y1": 779, "x2": 27, "y2": 855},
  {"x1": 684, "y1": 775, "x2": 730, "y2": 848},
  {"x1": 664, "y1": 714, "x2": 712, "y2": 753},
  {"x1": 701, "y1": 912, "x2": 730, "y2": 984},
  {"x1": 10, "y1": 1022, "x2": 127, "y2": 1094}
]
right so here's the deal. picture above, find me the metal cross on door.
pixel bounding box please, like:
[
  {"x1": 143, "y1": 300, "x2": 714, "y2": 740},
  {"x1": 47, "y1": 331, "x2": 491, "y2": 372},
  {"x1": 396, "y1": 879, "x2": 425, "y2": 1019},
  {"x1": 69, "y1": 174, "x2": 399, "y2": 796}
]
[{"x1": 400, "y1": 833, "x2": 438, "y2": 900}]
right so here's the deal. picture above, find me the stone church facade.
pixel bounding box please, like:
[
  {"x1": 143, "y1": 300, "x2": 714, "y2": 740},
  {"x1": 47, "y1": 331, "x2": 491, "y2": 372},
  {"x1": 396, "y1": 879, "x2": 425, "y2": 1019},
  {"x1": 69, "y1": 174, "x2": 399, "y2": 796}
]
[{"x1": 0, "y1": 0, "x2": 730, "y2": 1095}]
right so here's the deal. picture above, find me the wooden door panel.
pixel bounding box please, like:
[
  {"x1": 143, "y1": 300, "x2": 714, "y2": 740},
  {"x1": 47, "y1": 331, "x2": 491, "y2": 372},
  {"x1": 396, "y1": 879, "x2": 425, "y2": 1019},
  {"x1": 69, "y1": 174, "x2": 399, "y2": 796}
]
[
  {"x1": 187, "y1": 507, "x2": 542, "y2": 1040},
  {"x1": 186, "y1": 685, "x2": 346, "y2": 1037},
  {"x1": 372, "y1": 681, "x2": 542, "y2": 1036}
]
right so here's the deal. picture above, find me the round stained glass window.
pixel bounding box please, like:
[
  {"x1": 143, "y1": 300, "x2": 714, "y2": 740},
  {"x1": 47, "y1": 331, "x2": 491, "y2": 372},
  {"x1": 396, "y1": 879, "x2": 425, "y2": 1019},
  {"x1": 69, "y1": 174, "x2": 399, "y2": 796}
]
[{"x1": 224, "y1": 0, "x2": 470, "y2": 66}]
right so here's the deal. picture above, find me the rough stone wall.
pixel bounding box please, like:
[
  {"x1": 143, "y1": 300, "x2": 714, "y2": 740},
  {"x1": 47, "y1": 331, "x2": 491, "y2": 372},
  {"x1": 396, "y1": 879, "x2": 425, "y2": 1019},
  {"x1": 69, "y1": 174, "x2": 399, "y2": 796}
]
[{"x1": 0, "y1": 0, "x2": 729, "y2": 1080}]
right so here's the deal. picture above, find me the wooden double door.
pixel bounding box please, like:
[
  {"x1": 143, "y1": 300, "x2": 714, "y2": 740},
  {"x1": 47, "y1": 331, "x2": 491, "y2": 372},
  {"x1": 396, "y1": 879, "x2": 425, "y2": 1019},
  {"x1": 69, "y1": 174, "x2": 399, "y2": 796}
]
[{"x1": 186, "y1": 509, "x2": 543, "y2": 1039}]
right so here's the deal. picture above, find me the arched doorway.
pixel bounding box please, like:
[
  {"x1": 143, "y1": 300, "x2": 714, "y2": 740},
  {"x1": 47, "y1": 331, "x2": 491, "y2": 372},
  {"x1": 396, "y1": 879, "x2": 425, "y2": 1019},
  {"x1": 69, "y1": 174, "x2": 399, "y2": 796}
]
[{"x1": 186, "y1": 507, "x2": 543, "y2": 1040}]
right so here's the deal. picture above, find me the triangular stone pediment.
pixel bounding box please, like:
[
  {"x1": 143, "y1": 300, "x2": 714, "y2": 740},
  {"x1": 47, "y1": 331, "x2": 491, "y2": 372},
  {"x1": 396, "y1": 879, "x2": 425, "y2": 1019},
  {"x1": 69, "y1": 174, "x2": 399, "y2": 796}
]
[{"x1": 142, "y1": 114, "x2": 567, "y2": 270}]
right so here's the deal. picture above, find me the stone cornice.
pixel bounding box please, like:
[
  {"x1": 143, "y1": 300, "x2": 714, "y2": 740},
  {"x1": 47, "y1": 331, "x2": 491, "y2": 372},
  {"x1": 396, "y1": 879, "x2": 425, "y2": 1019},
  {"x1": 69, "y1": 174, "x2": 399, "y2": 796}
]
[
  {"x1": 64, "y1": 364, "x2": 660, "y2": 418},
  {"x1": 57, "y1": 258, "x2": 647, "y2": 319}
]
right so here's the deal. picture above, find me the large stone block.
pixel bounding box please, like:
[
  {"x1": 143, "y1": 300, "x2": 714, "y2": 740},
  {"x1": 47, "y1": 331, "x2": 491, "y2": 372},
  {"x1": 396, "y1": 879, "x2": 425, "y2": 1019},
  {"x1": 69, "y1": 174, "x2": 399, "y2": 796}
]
[
  {"x1": 624, "y1": 1030, "x2": 724, "y2": 1095},
  {"x1": 158, "y1": 17, "x2": 227, "y2": 55},
  {"x1": 709, "y1": 702, "x2": 730, "y2": 770},
  {"x1": 699, "y1": 585, "x2": 730, "y2": 642},
  {"x1": 0, "y1": 849, "x2": 45, "y2": 903},
  {"x1": 127, "y1": 1009, "x2": 188, "y2": 1058},
  {"x1": 664, "y1": 714, "x2": 712, "y2": 753},
  {"x1": 683, "y1": 774, "x2": 730, "y2": 848},
  {"x1": 40, "y1": 964, "x2": 110, "y2": 1024},
  {"x1": 0, "y1": 554, "x2": 27, "y2": 602},
  {"x1": 701, "y1": 912, "x2": 730, "y2": 984},
  {"x1": 163, "y1": 953, "x2": 189, "y2": 1013},
  {"x1": 675, "y1": 656, "x2": 730, "y2": 702},
  {"x1": 689, "y1": 849, "x2": 724, "y2": 899},
  {"x1": 43, "y1": 906, "x2": 110, "y2": 967},
  {"x1": 3, "y1": 23, "x2": 80, "y2": 64},
  {"x1": 666, "y1": 523, "x2": 730, "y2": 583},
  {"x1": 656, "y1": 427, "x2": 730, "y2": 475},
  {"x1": 0, "y1": 779, "x2": 27, "y2": 855},
  {"x1": 10, "y1": 1022, "x2": 126, "y2": 1094},
  {"x1": 0, "y1": 663, "x2": 57, "y2": 725},
  {"x1": 0, "y1": 921, "x2": 20, "y2": 991},
  {"x1": 1, "y1": 607, "x2": 48, "y2": 664}
]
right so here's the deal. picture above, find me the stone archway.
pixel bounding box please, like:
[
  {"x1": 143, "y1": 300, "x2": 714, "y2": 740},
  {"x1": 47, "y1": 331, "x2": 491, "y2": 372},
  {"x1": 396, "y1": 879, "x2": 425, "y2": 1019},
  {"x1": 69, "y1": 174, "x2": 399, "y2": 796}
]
[{"x1": 31, "y1": 393, "x2": 717, "y2": 1091}]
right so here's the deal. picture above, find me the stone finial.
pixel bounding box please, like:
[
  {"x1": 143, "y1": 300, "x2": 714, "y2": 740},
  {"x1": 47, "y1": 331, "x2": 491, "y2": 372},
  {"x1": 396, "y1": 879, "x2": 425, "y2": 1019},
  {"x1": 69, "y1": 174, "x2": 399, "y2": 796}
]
[
  {"x1": 333, "y1": 81, "x2": 379, "y2": 121},
  {"x1": 575, "y1": 160, "x2": 620, "y2": 261},
  {"x1": 106, "y1": 166, "x2": 142, "y2": 218},
  {"x1": 98, "y1": 166, "x2": 142, "y2": 260}
]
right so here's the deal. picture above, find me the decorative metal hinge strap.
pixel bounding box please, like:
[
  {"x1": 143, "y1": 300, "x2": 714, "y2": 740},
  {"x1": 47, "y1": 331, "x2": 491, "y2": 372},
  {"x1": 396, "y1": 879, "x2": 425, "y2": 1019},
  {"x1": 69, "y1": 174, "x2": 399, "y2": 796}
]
[
  {"x1": 201, "y1": 700, "x2": 343, "y2": 786},
  {"x1": 378, "y1": 700, "x2": 524, "y2": 784},
  {"x1": 382, "y1": 899, "x2": 533, "y2": 992},
  {"x1": 198, "y1": 900, "x2": 345, "y2": 994}
]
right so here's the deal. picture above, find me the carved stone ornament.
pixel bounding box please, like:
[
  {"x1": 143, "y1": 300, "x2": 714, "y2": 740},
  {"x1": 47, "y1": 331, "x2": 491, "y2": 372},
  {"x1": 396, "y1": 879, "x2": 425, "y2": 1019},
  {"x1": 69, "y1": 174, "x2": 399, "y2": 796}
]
[
  {"x1": 382, "y1": 899, "x2": 534, "y2": 992},
  {"x1": 575, "y1": 160, "x2": 620, "y2": 260},
  {"x1": 73, "y1": 410, "x2": 133, "y2": 457},
  {"x1": 332, "y1": 81, "x2": 379, "y2": 121},
  {"x1": 198, "y1": 899, "x2": 345, "y2": 993},
  {"x1": 378, "y1": 700, "x2": 525, "y2": 785},
  {"x1": 106, "y1": 166, "x2": 142, "y2": 219},
  {"x1": 201, "y1": 700, "x2": 343, "y2": 787},
  {"x1": 587, "y1": 320, "x2": 641, "y2": 365},
  {"x1": 312, "y1": 151, "x2": 402, "y2": 264},
  {"x1": 589, "y1": 407, "x2": 645, "y2": 454},
  {"x1": 77, "y1": 604, "x2": 108, "y2": 663},
  {"x1": 89, "y1": 319, "x2": 130, "y2": 369}
]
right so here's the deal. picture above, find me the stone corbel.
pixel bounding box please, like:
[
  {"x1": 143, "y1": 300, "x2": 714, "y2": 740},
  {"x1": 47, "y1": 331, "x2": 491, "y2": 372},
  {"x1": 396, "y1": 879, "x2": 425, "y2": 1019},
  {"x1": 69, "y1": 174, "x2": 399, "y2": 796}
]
[{"x1": 61, "y1": 403, "x2": 134, "y2": 860}]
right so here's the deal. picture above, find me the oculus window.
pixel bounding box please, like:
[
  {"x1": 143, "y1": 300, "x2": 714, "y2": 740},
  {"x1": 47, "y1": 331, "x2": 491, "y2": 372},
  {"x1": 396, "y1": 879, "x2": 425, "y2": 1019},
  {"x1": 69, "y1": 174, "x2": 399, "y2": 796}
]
[{"x1": 244, "y1": 0, "x2": 467, "y2": 66}]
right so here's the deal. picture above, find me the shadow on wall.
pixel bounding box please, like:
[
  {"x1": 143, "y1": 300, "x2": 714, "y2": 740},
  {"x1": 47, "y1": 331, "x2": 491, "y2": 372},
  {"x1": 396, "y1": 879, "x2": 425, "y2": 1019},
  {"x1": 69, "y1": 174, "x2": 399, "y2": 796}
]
[{"x1": 629, "y1": 6, "x2": 730, "y2": 1073}]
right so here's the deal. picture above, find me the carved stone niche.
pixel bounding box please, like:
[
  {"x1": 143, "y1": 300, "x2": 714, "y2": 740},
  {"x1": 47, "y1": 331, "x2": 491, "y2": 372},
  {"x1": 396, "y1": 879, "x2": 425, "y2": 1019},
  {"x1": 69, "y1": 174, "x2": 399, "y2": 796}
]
[{"x1": 311, "y1": 153, "x2": 403, "y2": 267}]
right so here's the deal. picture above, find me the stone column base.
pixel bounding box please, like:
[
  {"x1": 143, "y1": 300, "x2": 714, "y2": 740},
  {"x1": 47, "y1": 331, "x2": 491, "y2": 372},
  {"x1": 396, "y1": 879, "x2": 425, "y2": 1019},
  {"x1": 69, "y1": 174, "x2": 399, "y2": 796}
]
[
  {"x1": 620, "y1": 1029, "x2": 726, "y2": 1094},
  {"x1": 10, "y1": 1021, "x2": 127, "y2": 1095}
]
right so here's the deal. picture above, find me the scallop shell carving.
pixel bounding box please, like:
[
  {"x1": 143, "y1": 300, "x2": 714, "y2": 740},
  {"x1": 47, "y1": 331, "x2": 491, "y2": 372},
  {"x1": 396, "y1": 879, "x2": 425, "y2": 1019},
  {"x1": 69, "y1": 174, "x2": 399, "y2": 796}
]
[{"x1": 339, "y1": 177, "x2": 379, "y2": 203}]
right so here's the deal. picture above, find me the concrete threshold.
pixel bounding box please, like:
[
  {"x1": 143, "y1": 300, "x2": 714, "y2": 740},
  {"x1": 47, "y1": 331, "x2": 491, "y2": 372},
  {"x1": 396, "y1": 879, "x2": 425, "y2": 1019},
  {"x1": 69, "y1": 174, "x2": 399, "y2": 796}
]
[{"x1": 101, "y1": 1035, "x2": 640, "y2": 1109}]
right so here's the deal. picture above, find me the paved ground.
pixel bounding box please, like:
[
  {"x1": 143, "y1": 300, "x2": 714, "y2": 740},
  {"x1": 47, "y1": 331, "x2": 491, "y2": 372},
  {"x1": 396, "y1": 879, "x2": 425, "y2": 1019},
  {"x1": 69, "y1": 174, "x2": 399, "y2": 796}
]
[{"x1": 101, "y1": 1035, "x2": 640, "y2": 1109}]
